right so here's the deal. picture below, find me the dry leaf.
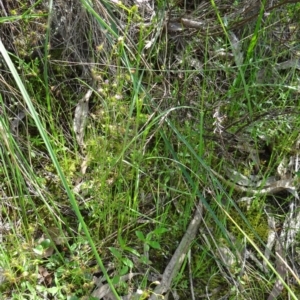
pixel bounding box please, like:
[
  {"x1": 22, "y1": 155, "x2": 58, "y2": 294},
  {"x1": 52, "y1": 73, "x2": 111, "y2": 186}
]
[
  {"x1": 229, "y1": 31, "x2": 243, "y2": 67},
  {"x1": 92, "y1": 273, "x2": 141, "y2": 299},
  {"x1": 73, "y1": 89, "x2": 93, "y2": 148},
  {"x1": 38, "y1": 266, "x2": 53, "y2": 286}
]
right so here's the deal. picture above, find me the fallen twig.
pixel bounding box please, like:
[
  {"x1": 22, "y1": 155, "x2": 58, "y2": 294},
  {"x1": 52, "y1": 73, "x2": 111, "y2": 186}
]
[{"x1": 149, "y1": 199, "x2": 203, "y2": 299}]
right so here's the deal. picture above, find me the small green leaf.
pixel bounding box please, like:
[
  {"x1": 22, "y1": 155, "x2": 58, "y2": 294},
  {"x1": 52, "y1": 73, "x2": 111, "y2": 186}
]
[
  {"x1": 148, "y1": 241, "x2": 161, "y2": 250},
  {"x1": 33, "y1": 245, "x2": 44, "y2": 256},
  {"x1": 67, "y1": 296, "x2": 80, "y2": 300},
  {"x1": 118, "y1": 234, "x2": 126, "y2": 248},
  {"x1": 153, "y1": 227, "x2": 168, "y2": 235},
  {"x1": 109, "y1": 247, "x2": 122, "y2": 259},
  {"x1": 112, "y1": 275, "x2": 120, "y2": 285},
  {"x1": 139, "y1": 255, "x2": 151, "y2": 265},
  {"x1": 47, "y1": 286, "x2": 59, "y2": 294},
  {"x1": 120, "y1": 266, "x2": 129, "y2": 275},
  {"x1": 124, "y1": 246, "x2": 140, "y2": 257},
  {"x1": 40, "y1": 239, "x2": 51, "y2": 248},
  {"x1": 122, "y1": 257, "x2": 133, "y2": 268},
  {"x1": 135, "y1": 231, "x2": 145, "y2": 241}
]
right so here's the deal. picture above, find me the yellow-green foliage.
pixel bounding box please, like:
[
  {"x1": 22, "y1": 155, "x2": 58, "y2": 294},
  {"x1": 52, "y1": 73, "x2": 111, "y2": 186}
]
[
  {"x1": 7, "y1": 2, "x2": 47, "y2": 59},
  {"x1": 228, "y1": 202, "x2": 269, "y2": 244}
]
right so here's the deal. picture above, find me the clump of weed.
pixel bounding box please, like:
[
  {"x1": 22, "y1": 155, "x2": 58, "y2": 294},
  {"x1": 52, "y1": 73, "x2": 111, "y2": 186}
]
[{"x1": 227, "y1": 200, "x2": 269, "y2": 244}]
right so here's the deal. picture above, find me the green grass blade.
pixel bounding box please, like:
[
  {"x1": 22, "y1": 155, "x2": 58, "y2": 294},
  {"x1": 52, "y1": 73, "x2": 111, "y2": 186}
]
[{"x1": 0, "y1": 38, "x2": 121, "y2": 300}]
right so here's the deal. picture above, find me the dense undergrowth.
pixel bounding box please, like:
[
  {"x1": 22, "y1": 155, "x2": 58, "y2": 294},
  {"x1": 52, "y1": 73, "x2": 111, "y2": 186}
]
[{"x1": 0, "y1": 0, "x2": 300, "y2": 299}]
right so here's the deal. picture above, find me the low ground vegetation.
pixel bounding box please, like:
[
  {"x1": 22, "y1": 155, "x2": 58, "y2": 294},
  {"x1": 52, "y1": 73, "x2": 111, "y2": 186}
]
[{"x1": 0, "y1": 0, "x2": 300, "y2": 299}]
